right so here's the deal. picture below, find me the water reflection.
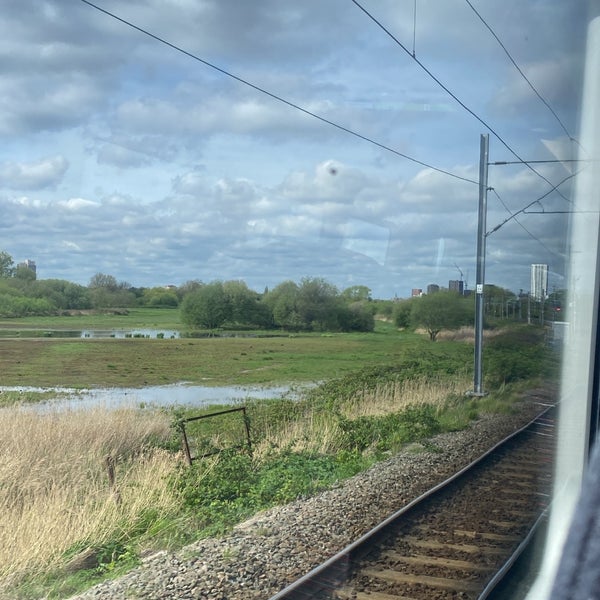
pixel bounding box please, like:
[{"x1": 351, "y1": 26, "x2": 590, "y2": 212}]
[
  {"x1": 0, "y1": 329, "x2": 181, "y2": 339},
  {"x1": 1, "y1": 383, "x2": 297, "y2": 411},
  {"x1": 80, "y1": 329, "x2": 180, "y2": 339}
]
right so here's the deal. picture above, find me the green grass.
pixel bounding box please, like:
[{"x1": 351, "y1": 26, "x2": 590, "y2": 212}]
[
  {"x1": 0, "y1": 308, "x2": 183, "y2": 331},
  {"x1": 0, "y1": 321, "x2": 474, "y2": 388},
  {"x1": 0, "y1": 318, "x2": 554, "y2": 599}
]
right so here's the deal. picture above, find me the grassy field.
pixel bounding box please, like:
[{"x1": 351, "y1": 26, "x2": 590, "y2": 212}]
[
  {"x1": 0, "y1": 310, "x2": 553, "y2": 598},
  {"x1": 0, "y1": 308, "x2": 183, "y2": 331},
  {"x1": 0, "y1": 317, "x2": 473, "y2": 389}
]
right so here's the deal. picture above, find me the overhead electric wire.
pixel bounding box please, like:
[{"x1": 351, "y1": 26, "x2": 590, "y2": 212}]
[
  {"x1": 491, "y1": 159, "x2": 586, "y2": 165},
  {"x1": 349, "y1": 0, "x2": 572, "y2": 203},
  {"x1": 78, "y1": 0, "x2": 477, "y2": 186},
  {"x1": 489, "y1": 188, "x2": 556, "y2": 256},
  {"x1": 486, "y1": 168, "x2": 582, "y2": 237},
  {"x1": 464, "y1": 0, "x2": 577, "y2": 145}
]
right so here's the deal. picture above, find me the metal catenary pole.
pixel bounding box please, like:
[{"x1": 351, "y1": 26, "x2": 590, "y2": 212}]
[{"x1": 472, "y1": 133, "x2": 489, "y2": 396}]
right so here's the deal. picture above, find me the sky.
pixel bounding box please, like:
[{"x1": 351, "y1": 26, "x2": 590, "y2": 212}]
[{"x1": 0, "y1": 0, "x2": 588, "y2": 298}]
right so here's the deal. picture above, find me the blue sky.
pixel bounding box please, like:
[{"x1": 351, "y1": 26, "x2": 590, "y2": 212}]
[{"x1": 0, "y1": 0, "x2": 587, "y2": 298}]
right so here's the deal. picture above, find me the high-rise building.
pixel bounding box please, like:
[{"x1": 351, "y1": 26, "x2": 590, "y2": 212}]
[
  {"x1": 448, "y1": 279, "x2": 464, "y2": 295},
  {"x1": 427, "y1": 283, "x2": 440, "y2": 295},
  {"x1": 411, "y1": 288, "x2": 423, "y2": 297},
  {"x1": 531, "y1": 264, "x2": 548, "y2": 301},
  {"x1": 18, "y1": 259, "x2": 36, "y2": 275}
]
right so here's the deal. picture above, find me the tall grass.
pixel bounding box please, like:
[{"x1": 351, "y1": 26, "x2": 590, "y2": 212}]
[
  {"x1": 0, "y1": 404, "x2": 178, "y2": 594},
  {"x1": 341, "y1": 376, "x2": 472, "y2": 417},
  {"x1": 1, "y1": 369, "x2": 521, "y2": 597},
  {"x1": 249, "y1": 375, "x2": 472, "y2": 457}
]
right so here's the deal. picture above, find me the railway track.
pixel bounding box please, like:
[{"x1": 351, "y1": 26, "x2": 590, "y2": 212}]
[{"x1": 270, "y1": 409, "x2": 555, "y2": 600}]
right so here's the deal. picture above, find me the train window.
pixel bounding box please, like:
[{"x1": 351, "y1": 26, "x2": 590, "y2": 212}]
[
  {"x1": 0, "y1": 1, "x2": 597, "y2": 599},
  {"x1": 528, "y1": 2, "x2": 600, "y2": 597}
]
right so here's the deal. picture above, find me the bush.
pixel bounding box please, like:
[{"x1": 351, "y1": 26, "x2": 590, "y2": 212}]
[
  {"x1": 484, "y1": 326, "x2": 553, "y2": 387},
  {"x1": 337, "y1": 405, "x2": 441, "y2": 453}
]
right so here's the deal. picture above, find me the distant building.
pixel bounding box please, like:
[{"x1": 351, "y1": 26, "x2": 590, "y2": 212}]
[
  {"x1": 18, "y1": 259, "x2": 36, "y2": 275},
  {"x1": 449, "y1": 279, "x2": 464, "y2": 295},
  {"x1": 427, "y1": 284, "x2": 440, "y2": 295},
  {"x1": 531, "y1": 264, "x2": 548, "y2": 301},
  {"x1": 411, "y1": 288, "x2": 423, "y2": 297}
]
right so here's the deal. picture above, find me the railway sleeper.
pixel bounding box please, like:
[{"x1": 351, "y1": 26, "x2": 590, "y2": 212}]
[{"x1": 359, "y1": 567, "x2": 483, "y2": 592}]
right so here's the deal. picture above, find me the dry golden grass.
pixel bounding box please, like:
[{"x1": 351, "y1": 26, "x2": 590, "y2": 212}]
[
  {"x1": 253, "y1": 411, "x2": 342, "y2": 456},
  {"x1": 0, "y1": 403, "x2": 179, "y2": 592},
  {"x1": 341, "y1": 376, "x2": 471, "y2": 418},
  {"x1": 252, "y1": 376, "x2": 471, "y2": 457},
  {"x1": 1, "y1": 375, "x2": 473, "y2": 592}
]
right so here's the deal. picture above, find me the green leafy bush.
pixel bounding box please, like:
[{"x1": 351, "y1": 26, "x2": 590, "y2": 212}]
[
  {"x1": 337, "y1": 405, "x2": 441, "y2": 453},
  {"x1": 484, "y1": 326, "x2": 554, "y2": 387}
]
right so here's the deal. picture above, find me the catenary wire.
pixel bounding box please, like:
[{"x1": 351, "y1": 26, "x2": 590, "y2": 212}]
[
  {"x1": 486, "y1": 169, "x2": 582, "y2": 237},
  {"x1": 349, "y1": 0, "x2": 572, "y2": 203},
  {"x1": 78, "y1": 0, "x2": 478, "y2": 186},
  {"x1": 489, "y1": 188, "x2": 556, "y2": 256},
  {"x1": 464, "y1": 0, "x2": 577, "y2": 145}
]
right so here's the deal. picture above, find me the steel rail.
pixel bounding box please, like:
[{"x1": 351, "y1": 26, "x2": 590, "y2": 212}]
[{"x1": 268, "y1": 405, "x2": 554, "y2": 600}]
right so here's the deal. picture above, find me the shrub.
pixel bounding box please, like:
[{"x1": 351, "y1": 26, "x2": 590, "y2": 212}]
[
  {"x1": 337, "y1": 405, "x2": 441, "y2": 453},
  {"x1": 484, "y1": 326, "x2": 553, "y2": 387}
]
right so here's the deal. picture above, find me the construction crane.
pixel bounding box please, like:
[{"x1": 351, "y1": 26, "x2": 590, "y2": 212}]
[{"x1": 454, "y1": 263, "x2": 468, "y2": 295}]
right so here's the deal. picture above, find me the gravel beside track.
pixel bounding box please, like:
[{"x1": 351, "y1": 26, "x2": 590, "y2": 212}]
[{"x1": 70, "y1": 395, "x2": 550, "y2": 600}]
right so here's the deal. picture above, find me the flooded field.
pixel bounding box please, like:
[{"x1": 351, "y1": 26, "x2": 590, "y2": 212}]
[
  {"x1": 0, "y1": 328, "x2": 180, "y2": 339},
  {"x1": 0, "y1": 383, "x2": 299, "y2": 411}
]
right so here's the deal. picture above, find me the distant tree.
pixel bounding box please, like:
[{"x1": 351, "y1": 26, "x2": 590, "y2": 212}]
[
  {"x1": 88, "y1": 273, "x2": 135, "y2": 308},
  {"x1": 263, "y1": 280, "x2": 301, "y2": 330},
  {"x1": 0, "y1": 251, "x2": 15, "y2": 278},
  {"x1": 393, "y1": 298, "x2": 415, "y2": 329},
  {"x1": 371, "y1": 298, "x2": 394, "y2": 319},
  {"x1": 341, "y1": 285, "x2": 372, "y2": 302},
  {"x1": 337, "y1": 301, "x2": 375, "y2": 332},
  {"x1": 176, "y1": 280, "x2": 203, "y2": 301},
  {"x1": 410, "y1": 291, "x2": 472, "y2": 341},
  {"x1": 222, "y1": 280, "x2": 258, "y2": 323},
  {"x1": 89, "y1": 272, "x2": 119, "y2": 290},
  {"x1": 29, "y1": 279, "x2": 91, "y2": 310},
  {"x1": 296, "y1": 277, "x2": 339, "y2": 331},
  {"x1": 142, "y1": 287, "x2": 179, "y2": 308},
  {"x1": 14, "y1": 264, "x2": 36, "y2": 281},
  {"x1": 484, "y1": 284, "x2": 517, "y2": 319},
  {"x1": 181, "y1": 281, "x2": 230, "y2": 331}
]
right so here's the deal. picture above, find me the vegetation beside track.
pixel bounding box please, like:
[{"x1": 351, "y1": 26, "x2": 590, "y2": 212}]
[{"x1": 0, "y1": 314, "x2": 556, "y2": 599}]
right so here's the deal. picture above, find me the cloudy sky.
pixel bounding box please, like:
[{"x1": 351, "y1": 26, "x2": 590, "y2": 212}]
[{"x1": 0, "y1": 0, "x2": 588, "y2": 298}]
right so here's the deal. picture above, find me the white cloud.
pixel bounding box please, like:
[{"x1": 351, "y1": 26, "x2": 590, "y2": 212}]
[
  {"x1": 0, "y1": 1, "x2": 585, "y2": 297},
  {"x1": 56, "y1": 197, "x2": 100, "y2": 210},
  {"x1": 0, "y1": 156, "x2": 68, "y2": 190}
]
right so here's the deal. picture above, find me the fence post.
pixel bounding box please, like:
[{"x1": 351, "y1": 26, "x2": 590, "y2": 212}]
[
  {"x1": 242, "y1": 407, "x2": 252, "y2": 455},
  {"x1": 180, "y1": 423, "x2": 193, "y2": 466}
]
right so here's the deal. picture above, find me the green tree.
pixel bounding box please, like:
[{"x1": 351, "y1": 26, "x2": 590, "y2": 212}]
[
  {"x1": 338, "y1": 301, "x2": 375, "y2": 332},
  {"x1": 263, "y1": 281, "x2": 301, "y2": 330},
  {"x1": 176, "y1": 280, "x2": 203, "y2": 301},
  {"x1": 142, "y1": 287, "x2": 179, "y2": 308},
  {"x1": 88, "y1": 273, "x2": 135, "y2": 308},
  {"x1": 0, "y1": 251, "x2": 15, "y2": 278},
  {"x1": 341, "y1": 285, "x2": 372, "y2": 302},
  {"x1": 223, "y1": 280, "x2": 258, "y2": 324},
  {"x1": 89, "y1": 272, "x2": 119, "y2": 290},
  {"x1": 410, "y1": 290, "x2": 472, "y2": 341},
  {"x1": 296, "y1": 277, "x2": 339, "y2": 331},
  {"x1": 484, "y1": 284, "x2": 517, "y2": 319},
  {"x1": 181, "y1": 281, "x2": 230, "y2": 331},
  {"x1": 14, "y1": 264, "x2": 36, "y2": 281},
  {"x1": 393, "y1": 298, "x2": 415, "y2": 329}
]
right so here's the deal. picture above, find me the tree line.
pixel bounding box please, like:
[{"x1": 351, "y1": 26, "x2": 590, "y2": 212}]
[
  {"x1": 0, "y1": 250, "x2": 377, "y2": 332},
  {"x1": 0, "y1": 249, "x2": 557, "y2": 336}
]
